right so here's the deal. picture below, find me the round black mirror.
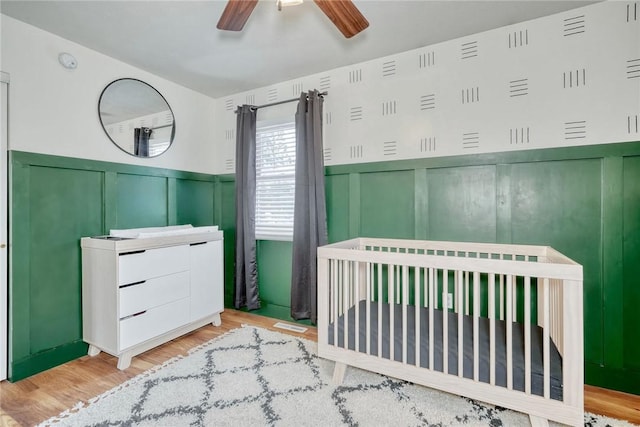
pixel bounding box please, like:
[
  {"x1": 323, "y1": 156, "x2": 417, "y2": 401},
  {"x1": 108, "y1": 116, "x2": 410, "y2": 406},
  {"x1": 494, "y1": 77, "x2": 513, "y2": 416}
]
[{"x1": 98, "y1": 78, "x2": 175, "y2": 158}]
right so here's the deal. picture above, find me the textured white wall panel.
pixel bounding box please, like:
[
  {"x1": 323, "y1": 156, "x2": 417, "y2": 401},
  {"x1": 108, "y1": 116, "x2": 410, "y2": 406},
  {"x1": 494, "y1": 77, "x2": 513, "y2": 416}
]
[{"x1": 214, "y1": 1, "x2": 640, "y2": 173}]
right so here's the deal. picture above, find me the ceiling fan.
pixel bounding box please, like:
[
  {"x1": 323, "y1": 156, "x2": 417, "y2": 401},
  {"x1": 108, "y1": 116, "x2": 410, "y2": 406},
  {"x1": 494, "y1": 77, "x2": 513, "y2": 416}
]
[{"x1": 216, "y1": 0, "x2": 369, "y2": 39}]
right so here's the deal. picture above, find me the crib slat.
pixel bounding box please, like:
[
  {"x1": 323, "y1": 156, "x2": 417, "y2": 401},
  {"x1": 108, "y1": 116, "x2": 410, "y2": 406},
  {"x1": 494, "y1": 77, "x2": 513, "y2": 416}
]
[
  {"x1": 499, "y1": 274, "x2": 505, "y2": 321},
  {"x1": 506, "y1": 274, "x2": 513, "y2": 390},
  {"x1": 402, "y1": 265, "x2": 408, "y2": 364},
  {"x1": 434, "y1": 269, "x2": 439, "y2": 310},
  {"x1": 453, "y1": 270, "x2": 458, "y2": 312},
  {"x1": 442, "y1": 268, "x2": 449, "y2": 375},
  {"x1": 423, "y1": 266, "x2": 428, "y2": 308},
  {"x1": 354, "y1": 261, "x2": 360, "y2": 353},
  {"x1": 512, "y1": 275, "x2": 518, "y2": 323},
  {"x1": 415, "y1": 266, "x2": 421, "y2": 367},
  {"x1": 429, "y1": 267, "x2": 435, "y2": 371},
  {"x1": 473, "y1": 271, "x2": 480, "y2": 382},
  {"x1": 465, "y1": 270, "x2": 470, "y2": 316},
  {"x1": 524, "y1": 275, "x2": 531, "y2": 395},
  {"x1": 377, "y1": 263, "x2": 383, "y2": 359},
  {"x1": 389, "y1": 264, "x2": 395, "y2": 362},
  {"x1": 457, "y1": 270, "x2": 464, "y2": 378},
  {"x1": 543, "y1": 277, "x2": 550, "y2": 399},
  {"x1": 552, "y1": 280, "x2": 558, "y2": 355},
  {"x1": 562, "y1": 279, "x2": 584, "y2": 412},
  {"x1": 396, "y1": 263, "x2": 401, "y2": 304},
  {"x1": 489, "y1": 273, "x2": 496, "y2": 386},
  {"x1": 330, "y1": 259, "x2": 339, "y2": 347},
  {"x1": 366, "y1": 262, "x2": 371, "y2": 356},
  {"x1": 552, "y1": 279, "x2": 563, "y2": 356},
  {"x1": 343, "y1": 260, "x2": 349, "y2": 350}
]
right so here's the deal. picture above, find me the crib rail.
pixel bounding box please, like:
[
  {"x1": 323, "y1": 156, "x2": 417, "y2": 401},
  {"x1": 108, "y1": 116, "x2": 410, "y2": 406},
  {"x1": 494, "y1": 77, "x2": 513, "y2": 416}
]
[
  {"x1": 317, "y1": 238, "x2": 583, "y2": 426},
  {"x1": 322, "y1": 237, "x2": 577, "y2": 264}
]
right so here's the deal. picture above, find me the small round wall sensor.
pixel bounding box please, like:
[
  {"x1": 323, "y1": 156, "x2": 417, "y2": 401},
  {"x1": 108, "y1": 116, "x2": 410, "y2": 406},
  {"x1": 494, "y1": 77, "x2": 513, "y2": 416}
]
[{"x1": 58, "y1": 52, "x2": 78, "y2": 70}]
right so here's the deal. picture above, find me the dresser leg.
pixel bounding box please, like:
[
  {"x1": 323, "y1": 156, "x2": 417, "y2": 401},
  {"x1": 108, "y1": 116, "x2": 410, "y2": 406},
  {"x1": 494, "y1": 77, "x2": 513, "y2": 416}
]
[
  {"x1": 87, "y1": 345, "x2": 101, "y2": 357},
  {"x1": 117, "y1": 353, "x2": 132, "y2": 370},
  {"x1": 211, "y1": 313, "x2": 222, "y2": 327}
]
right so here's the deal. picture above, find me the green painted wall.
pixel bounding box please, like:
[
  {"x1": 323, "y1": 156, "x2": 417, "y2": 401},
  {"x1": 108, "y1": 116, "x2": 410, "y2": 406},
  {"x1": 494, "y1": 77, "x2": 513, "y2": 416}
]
[
  {"x1": 218, "y1": 178, "x2": 236, "y2": 309},
  {"x1": 254, "y1": 240, "x2": 294, "y2": 320},
  {"x1": 623, "y1": 157, "x2": 640, "y2": 370},
  {"x1": 220, "y1": 141, "x2": 640, "y2": 395},
  {"x1": 10, "y1": 141, "x2": 640, "y2": 396},
  {"x1": 9, "y1": 151, "x2": 219, "y2": 381}
]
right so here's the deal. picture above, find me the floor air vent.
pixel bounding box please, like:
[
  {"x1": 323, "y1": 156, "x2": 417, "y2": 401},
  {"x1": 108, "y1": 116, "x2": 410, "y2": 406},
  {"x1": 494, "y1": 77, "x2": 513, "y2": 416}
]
[{"x1": 273, "y1": 322, "x2": 308, "y2": 333}]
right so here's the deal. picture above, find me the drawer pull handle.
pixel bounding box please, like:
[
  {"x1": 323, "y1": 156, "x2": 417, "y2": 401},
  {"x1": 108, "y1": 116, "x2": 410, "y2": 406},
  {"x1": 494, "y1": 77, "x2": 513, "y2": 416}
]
[
  {"x1": 120, "y1": 310, "x2": 147, "y2": 321},
  {"x1": 190, "y1": 242, "x2": 207, "y2": 246},
  {"x1": 119, "y1": 250, "x2": 146, "y2": 256},
  {"x1": 120, "y1": 280, "x2": 146, "y2": 289}
]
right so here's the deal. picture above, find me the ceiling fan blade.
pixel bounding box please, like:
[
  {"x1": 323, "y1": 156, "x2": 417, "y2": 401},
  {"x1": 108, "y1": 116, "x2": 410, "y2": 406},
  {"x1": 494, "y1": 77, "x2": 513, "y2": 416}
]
[
  {"x1": 217, "y1": 0, "x2": 259, "y2": 31},
  {"x1": 313, "y1": 0, "x2": 369, "y2": 38}
]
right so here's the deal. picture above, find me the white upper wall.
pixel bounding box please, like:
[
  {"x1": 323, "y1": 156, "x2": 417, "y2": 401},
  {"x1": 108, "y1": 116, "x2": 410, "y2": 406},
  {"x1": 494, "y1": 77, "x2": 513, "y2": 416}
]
[
  {"x1": 2, "y1": 2, "x2": 638, "y2": 177},
  {"x1": 215, "y1": 1, "x2": 640, "y2": 174},
  {"x1": 1, "y1": 15, "x2": 219, "y2": 175}
]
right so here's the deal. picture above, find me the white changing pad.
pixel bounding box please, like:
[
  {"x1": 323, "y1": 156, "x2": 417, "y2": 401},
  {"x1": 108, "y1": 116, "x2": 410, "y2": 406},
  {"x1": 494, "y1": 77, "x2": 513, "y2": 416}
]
[{"x1": 109, "y1": 224, "x2": 219, "y2": 239}]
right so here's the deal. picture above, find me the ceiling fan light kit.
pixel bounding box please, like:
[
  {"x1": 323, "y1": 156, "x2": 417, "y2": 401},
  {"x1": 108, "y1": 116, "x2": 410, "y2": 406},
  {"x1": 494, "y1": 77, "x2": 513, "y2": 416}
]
[{"x1": 217, "y1": 0, "x2": 369, "y2": 38}]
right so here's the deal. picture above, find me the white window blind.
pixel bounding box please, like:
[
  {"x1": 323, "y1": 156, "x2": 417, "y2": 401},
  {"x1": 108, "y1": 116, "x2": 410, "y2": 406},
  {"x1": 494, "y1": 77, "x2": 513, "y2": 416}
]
[{"x1": 255, "y1": 121, "x2": 296, "y2": 241}]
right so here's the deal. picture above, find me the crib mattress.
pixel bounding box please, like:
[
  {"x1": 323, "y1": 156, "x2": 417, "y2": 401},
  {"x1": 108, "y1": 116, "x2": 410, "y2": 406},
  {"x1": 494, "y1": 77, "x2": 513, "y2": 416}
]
[{"x1": 327, "y1": 301, "x2": 563, "y2": 401}]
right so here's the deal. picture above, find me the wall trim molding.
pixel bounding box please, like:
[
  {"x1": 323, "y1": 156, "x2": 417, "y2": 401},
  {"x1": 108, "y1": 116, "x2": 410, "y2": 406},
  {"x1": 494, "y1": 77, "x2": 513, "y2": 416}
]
[
  {"x1": 325, "y1": 141, "x2": 640, "y2": 176},
  {"x1": 11, "y1": 151, "x2": 218, "y2": 182}
]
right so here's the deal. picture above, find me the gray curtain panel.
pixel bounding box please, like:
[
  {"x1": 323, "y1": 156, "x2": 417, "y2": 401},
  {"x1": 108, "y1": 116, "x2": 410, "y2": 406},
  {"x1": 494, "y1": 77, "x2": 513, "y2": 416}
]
[
  {"x1": 234, "y1": 105, "x2": 260, "y2": 310},
  {"x1": 134, "y1": 127, "x2": 151, "y2": 157},
  {"x1": 291, "y1": 90, "x2": 328, "y2": 323}
]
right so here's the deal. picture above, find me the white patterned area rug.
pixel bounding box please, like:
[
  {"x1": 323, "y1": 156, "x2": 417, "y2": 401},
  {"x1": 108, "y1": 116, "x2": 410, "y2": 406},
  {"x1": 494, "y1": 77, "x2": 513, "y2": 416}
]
[{"x1": 40, "y1": 326, "x2": 632, "y2": 427}]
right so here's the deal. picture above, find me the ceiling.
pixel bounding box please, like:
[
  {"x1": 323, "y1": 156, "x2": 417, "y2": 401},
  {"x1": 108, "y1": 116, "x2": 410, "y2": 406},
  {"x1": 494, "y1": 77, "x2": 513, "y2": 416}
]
[{"x1": 1, "y1": 0, "x2": 598, "y2": 98}]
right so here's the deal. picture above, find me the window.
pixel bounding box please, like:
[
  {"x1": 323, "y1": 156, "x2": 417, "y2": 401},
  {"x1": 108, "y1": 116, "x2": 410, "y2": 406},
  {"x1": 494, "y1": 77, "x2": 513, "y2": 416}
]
[{"x1": 255, "y1": 120, "x2": 296, "y2": 240}]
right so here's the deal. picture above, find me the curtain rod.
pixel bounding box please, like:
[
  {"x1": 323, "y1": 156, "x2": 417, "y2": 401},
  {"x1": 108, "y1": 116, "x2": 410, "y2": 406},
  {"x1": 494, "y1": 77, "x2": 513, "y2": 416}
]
[{"x1": 235, "y1": 91, "x2": 328, "y2": 113}]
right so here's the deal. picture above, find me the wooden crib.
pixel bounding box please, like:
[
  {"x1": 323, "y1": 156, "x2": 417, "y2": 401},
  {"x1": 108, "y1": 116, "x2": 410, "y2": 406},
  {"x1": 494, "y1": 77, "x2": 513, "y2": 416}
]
[{"x1": 317, "y1": 238, "x2": 583, "y2": 426}]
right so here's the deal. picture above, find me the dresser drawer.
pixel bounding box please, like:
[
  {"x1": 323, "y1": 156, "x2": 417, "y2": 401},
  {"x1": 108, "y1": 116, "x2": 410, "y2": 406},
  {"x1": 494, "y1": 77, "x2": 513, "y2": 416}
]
[
  {"x1": 119, "y1": 298, "x2": 190, "y2": 350},
  {"x1": 119, "y1": 271, "x2": 189, "y2": 318},
  {"x1": 118, "y1": 245, "x2": 189, "y2": 285}
]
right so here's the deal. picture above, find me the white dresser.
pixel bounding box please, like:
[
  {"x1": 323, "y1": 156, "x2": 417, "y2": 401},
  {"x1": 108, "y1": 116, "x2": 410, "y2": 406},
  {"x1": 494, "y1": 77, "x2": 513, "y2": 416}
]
[{"x1": 81, "y1": 229, "x2": 224, "y2": 369}]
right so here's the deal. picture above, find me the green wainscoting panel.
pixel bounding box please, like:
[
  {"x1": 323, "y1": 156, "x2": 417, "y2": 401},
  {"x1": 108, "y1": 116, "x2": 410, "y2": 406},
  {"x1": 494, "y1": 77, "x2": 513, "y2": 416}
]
[
  {"x1": 10, "y1": 141, "x2": 640, "y2": 395},
  {"x1": 426, "y1": 165, "x2": 497, "y2": 242},
  {"x1": 219, "y1": 178, "x2": 236, "y2": 308},
  {"x1": 256, "y1": 240, "x2": 292, "y2": 309},
  {"x1": 176, "y1": 178, "x2": 215, "y2": 226},
  {"x1": 509, "y1": 159, "x2": 603, "y2": 365},
  {"x1": 9, "y1": 160, "x2": 31, "y2": 362},
  {"x1": 623, "y1": 156, "x2": 640, "y2": 371},
  {"x1": 10, "y1": 341, "x2": 88, "y2": 383},
  {"x1": 602, "y1": 157, "x2": 624, "y2": 369},
  {"x1": 348, "y1": 173, "x2": 361, "y2": 238},
  {"x1": 9, "y1": 151, "x2": 219, "y2": 381},
  {"x1": 325, "y1": 174, "x2": 350, "y2": 243},
  {"x1": 585, "y1": 361, "x2": 640, "y2": 395},
  {"x1": 414, "y1": 169, "x2": 428, "y2": 240},
  {"x1": 115, "y1": 173, "x2": 168, "y2": 228},
  {"x1": 360, "y1": 170, "x2": 414, "y2": 239},
  {"x1": 28, "y1": 166, "x2": 104, "y2": 353}
]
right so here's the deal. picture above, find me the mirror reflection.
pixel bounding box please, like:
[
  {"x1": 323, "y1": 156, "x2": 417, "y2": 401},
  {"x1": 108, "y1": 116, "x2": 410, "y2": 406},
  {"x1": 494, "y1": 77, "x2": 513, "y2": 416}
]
[{"x1": 98, "y1": 78, "x2": 175, "y2": 158}]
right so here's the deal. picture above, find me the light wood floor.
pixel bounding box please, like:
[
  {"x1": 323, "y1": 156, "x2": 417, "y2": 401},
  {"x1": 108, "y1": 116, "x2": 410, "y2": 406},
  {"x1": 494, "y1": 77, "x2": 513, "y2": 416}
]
[{"x1": 0, "y1": 310, "x2": 638, "y2": 426}]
